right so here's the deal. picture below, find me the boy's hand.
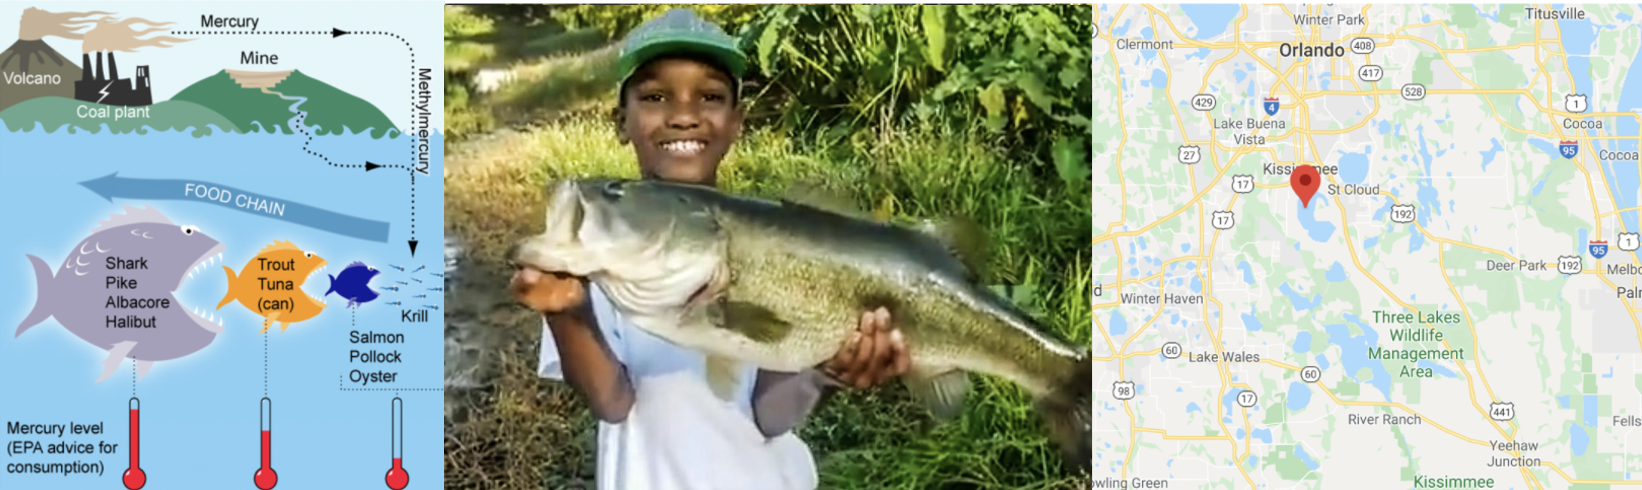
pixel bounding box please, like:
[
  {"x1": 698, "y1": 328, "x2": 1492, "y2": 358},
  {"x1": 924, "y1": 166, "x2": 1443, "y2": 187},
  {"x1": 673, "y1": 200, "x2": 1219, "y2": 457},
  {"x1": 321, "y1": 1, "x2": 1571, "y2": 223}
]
[
  {"x1": 510, "y1": 266, "x2": 587, "y2": 313},
  {"x1": 822, "y1": 307, "x2": 911, "y2": 389}
]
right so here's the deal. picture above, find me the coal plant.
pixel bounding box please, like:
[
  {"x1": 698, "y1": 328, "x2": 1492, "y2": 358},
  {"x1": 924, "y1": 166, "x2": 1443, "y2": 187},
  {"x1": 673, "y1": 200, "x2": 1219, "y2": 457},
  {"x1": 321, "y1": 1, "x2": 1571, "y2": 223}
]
[{"x1": 73, "y1": 51, "x2": 151, "y2": 106}]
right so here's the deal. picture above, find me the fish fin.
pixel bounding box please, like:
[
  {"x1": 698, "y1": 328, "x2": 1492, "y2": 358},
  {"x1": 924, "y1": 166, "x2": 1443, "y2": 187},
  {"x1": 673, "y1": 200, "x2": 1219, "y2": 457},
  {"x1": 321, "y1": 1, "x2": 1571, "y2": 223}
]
[
  {"x1": 780, "y1": 182, "x2": 871, "y2": 220},
  {"x1": 216, "y1": 266, "x2": 238, "y2": 309},
  {"x1": 326, "y1": 274, "x2": 336, "y2": 297},
  {"x1": 720, "y1": 301, "x2": 793, "y2": 343},
  {"x1": 905, "y1": 367, "x2": 971, "y2": 422},
  {"x1": 912, "y1": 217, "x2": 991, "y2": 279},
  {"x1": 134, "y1": 360, "x2": 154, "y2": 381},
  {"x1": 258, "y1": 240, "x2": 301, "y2": 255},
  {"x1": 348, "y1": 261, "x2": 367, "y2": 269},
  {"x1": 17, "y1": 255, "x2": 55, "y2": 337},
  {"x1": 97, "y1": 342, "x2": 137, "y2": 383},
  {"x1": 91, "y1": 205, "x2": 172, "y2": 233},
  {"x1": 704, "y1": 354, "x2": 742, "y2": 401},
  {"x1": 259, "y1": 311, "x2": 279, "y2": 335},
  {"x1": 1034, "y1": 354, "x2": 1092, "y2": 473}
]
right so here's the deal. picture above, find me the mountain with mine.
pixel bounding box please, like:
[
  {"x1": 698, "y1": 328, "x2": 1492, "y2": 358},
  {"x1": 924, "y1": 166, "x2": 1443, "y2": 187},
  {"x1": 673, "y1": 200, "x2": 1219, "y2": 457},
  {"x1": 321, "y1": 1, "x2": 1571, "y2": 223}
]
[{"x1": 0, "y1": 39, "x2": 82, "y2": 112}]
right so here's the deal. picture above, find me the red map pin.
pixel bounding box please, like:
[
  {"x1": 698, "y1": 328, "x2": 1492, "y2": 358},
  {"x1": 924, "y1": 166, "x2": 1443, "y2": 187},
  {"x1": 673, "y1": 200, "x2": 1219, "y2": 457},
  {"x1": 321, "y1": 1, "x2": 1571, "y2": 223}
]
[{"x1": 1291, "y1": 164, "x2": 1321, "y2": 208}]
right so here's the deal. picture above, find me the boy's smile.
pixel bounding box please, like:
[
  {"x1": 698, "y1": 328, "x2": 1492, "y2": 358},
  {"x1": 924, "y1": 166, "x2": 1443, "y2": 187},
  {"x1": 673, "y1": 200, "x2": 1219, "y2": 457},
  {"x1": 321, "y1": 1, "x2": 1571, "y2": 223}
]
[{"x1": 621, "y1": 57, "x2": 742, "y2": 186}]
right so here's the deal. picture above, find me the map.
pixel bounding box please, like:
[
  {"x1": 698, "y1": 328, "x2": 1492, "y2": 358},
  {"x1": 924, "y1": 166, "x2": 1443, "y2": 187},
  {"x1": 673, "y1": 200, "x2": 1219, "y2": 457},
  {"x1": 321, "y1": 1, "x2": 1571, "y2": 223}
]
[{"x1": 1094, "y1": 4, "x2": 1642, "y2": 489}]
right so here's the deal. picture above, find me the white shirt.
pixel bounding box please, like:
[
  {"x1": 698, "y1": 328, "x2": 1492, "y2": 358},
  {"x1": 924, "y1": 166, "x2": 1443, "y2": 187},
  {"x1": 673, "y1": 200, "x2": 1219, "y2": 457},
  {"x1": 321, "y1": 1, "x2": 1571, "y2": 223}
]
[{"x1": 538, "y1": 284, "x2": 819, "y2": 490}]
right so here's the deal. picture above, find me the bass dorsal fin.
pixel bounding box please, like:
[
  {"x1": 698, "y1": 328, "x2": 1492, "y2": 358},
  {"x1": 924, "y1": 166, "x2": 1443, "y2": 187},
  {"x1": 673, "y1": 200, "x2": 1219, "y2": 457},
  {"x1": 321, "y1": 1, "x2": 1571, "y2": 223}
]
[{"x1": 912, "y1": 217, "x2": 991, "y2": 279}]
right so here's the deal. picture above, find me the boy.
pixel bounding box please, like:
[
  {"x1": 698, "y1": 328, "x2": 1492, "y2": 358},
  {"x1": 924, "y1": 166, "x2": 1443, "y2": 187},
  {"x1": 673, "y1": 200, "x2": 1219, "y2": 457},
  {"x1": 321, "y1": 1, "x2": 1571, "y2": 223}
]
[{"x1": 509, "y1": 9, "x2": 911, "y2": 490}]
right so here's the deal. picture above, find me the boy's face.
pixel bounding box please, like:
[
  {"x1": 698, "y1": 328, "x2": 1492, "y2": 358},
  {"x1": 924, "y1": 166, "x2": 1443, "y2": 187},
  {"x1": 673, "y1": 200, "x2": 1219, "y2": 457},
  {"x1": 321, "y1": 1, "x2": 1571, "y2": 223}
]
[{"x1": 620, "y1": 57, "x2": 742, "y2": 186}]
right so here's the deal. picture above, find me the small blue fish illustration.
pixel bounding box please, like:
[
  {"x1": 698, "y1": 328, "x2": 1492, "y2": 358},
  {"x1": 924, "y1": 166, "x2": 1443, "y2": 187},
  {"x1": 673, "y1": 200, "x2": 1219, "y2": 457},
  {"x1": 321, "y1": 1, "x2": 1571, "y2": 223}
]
[
  {"x1": 326, "y1": 262, "x2": 380, "y2": 309},
  {"x1": 379, "y1": 286, "x2": 399, "y2": 292},
  {"x1": 389, "y1": 264, "x2": 405, "y2": 272},
  {"x1": 426, "y1": 287, "x2": 443, "y2": 292},
  {"x1": 423, "y1": 305, "x2": 440, "y2": 311},
  {"x1": 384, "y1": 301, "x2": 401, "y2": 306},
  {"x1": 411, "y1": 278, "x2": 423, "y2": 283},
  {"x1": 412, "y1": 294, "x2": 426, "y2": 299},
  {"x1": 395, "y1": 281, "x2": 408, "y2": 286},
  {"x1": 412, "y1": 265, "x2": 426, "y2": 273},
  {"x1": 429, "y1": 273, "x2": 444, "y2": 278}
]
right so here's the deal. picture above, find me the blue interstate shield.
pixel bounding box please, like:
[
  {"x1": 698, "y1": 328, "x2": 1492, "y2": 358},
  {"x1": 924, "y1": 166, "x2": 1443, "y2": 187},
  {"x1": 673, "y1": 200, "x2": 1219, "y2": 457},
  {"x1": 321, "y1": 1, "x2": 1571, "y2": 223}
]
[
  {"x1": 1591, "y1": 241, "x2": 1609, "y2": 258},
  {"x1": 1264, "y1": 99, "x2": 1279, "y2": 116},
  {"x1": 1561, "y1": 141, "x2": 1579, "y2": 159}
]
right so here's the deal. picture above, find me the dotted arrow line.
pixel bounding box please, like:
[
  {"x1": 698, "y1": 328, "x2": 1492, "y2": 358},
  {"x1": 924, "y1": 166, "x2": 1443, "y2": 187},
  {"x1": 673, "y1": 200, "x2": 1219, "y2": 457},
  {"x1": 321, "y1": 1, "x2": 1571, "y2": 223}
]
[
  {"x1": 294, "y1": 112, "x2": 357, "y2": 168},
  {"x1": 171, "y1": 31, "x2": 330, "y2": 35},
  {"x1": 352, "y1": 30, "x2": 420, "y2": 243}
]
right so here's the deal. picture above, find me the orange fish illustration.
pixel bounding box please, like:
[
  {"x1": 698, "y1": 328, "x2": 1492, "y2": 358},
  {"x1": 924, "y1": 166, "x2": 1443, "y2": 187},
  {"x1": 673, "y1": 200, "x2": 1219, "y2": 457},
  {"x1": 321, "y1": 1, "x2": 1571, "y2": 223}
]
[{"x1": 217, "y1": 241, "x2": 327, "y2": 333}]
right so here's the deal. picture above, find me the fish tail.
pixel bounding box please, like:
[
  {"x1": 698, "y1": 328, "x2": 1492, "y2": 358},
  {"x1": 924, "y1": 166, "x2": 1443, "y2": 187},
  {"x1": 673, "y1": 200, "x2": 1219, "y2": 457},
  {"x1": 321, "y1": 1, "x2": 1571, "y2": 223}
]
[
  {"x1": 325, "y1": 274, "x2": 336, "y2": 297},
  {"x1": 216, "y1": 266, "x2": 238, "y2": 309},
  {"x1": 17, "y1": 255, "x2": 55, "y2": 337},
  {"x1": 1033, "y1": 353, "x2": 1091, "y2": 473}
]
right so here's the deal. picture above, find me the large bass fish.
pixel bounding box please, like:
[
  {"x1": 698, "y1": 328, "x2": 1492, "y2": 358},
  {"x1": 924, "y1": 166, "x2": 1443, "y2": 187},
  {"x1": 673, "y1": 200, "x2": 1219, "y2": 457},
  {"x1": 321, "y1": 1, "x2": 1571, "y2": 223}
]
[{"x1": 515, "y1": 179, "x2": 1091, "y2": 468}]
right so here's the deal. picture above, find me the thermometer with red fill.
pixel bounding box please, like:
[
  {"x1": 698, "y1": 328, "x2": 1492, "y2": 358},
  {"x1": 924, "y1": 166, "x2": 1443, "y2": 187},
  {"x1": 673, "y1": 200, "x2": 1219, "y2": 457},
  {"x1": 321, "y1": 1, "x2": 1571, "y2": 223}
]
[
  {"x1": 254, "y1": 397, "x2": 278, "y2": 489},
  {"x1": 385, "y1": 397, "x2": 408, "y2": 489},
  {"x1": 122, "y1": 398, "x2": 145, "y2": 490}
]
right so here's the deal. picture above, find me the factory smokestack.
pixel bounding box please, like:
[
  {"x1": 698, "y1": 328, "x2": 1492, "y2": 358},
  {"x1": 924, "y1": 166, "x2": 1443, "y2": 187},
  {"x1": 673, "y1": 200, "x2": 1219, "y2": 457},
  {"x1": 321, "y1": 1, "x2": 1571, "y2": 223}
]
[
  {"x1": 80, "y1": 53, "x2": 92, "y2": 81},
  {"x1": 107, "y1": 51, "x2": 117, "y2": 81},
  {"x1": 94, "y1": 51, "x2": 103, "y2": 81}
]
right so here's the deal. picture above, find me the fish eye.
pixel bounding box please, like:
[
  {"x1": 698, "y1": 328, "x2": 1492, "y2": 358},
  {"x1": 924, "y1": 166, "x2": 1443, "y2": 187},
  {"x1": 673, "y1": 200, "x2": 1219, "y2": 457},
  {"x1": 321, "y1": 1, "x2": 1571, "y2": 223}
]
[
  {"x1": 304, "y1": 251, "x2": 313, "y2": 258},
  {"x1": 180, "y1": 225, "x2": 198, "y2": 236},
  {"x1": 603, "y1": 181, "x2": 625, "y2": 199}
]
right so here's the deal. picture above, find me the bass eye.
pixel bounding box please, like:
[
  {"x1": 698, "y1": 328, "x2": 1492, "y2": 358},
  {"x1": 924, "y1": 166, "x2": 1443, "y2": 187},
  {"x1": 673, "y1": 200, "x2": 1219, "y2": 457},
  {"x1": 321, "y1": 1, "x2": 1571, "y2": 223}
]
[
  {"x1": 304, "y1": 252, "x2": 313, "y2": 258},
  {"x1": 603, "y1": 181, "x2": 625, "y2": 198},
  {"x1": 180, "y1": 225, "x2": 198, "y2": 236}
]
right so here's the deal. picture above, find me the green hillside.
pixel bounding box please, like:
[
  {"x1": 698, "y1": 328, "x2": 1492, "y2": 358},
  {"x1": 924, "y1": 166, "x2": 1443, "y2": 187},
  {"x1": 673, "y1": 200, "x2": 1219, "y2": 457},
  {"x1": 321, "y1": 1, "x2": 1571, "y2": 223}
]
[
  {"x1": 0, "y1": 97, "x2": 237, "y2": 137},
  {"x1": 171, "y1": 69, "x2": 398, "y2": 138}
]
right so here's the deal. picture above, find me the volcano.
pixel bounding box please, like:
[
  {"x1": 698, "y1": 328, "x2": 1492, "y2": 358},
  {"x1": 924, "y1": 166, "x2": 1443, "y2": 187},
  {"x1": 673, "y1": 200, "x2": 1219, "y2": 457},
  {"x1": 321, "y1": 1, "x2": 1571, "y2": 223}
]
[{"x1": 0, "y1": 39, "x2": 82, "y2": 112}]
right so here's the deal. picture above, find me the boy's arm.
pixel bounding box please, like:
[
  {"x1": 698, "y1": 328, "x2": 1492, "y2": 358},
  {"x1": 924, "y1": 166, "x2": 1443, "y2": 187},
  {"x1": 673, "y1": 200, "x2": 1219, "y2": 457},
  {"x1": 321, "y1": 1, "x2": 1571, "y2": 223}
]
[
  {"x1": 751, "y1": 308, "x2": 908, "y2": 437},
  {"x1": 514, "y1": 267, "x2": 635, "y2": 423},
  {"x1": 545, "y1": 305, "x2": 635, "y2": 424}
]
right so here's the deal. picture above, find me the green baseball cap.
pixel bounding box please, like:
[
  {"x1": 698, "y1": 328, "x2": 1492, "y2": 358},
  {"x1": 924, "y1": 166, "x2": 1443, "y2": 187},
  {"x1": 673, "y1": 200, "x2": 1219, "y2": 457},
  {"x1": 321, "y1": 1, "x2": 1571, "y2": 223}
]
[{"x1": 617, "y1": 8, "x2": 747, "y2": 88}]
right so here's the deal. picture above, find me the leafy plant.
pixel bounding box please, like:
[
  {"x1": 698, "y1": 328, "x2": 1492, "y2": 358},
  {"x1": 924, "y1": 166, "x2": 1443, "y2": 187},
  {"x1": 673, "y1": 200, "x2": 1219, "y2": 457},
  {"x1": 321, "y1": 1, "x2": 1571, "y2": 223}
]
[{"x1": 740, "y1": 5, "x2": 1093, "y2": 189}]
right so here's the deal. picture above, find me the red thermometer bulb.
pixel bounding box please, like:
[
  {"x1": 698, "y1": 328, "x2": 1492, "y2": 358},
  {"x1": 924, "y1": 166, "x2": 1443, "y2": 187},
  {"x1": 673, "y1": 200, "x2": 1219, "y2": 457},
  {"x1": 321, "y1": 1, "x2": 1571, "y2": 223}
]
[{"x1": 385, "y1": 397, "x2": 408, "y2": 489}]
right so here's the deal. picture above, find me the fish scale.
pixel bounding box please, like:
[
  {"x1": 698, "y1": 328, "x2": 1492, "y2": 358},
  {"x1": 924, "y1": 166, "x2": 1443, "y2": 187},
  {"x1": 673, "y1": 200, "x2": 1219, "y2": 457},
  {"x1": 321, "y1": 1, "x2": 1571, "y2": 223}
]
[{"x1": 720, "y1": 214, "x2": 1075, "y2": 394}]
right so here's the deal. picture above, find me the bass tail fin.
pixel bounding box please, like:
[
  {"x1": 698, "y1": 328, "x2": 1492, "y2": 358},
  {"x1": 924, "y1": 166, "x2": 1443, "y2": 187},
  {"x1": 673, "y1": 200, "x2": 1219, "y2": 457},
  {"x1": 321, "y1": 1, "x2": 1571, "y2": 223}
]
[
  {"x1": 325, "y1": 274, "x2": 337, "y2": 297},
  {"x1": 216, "y1": 266, "x2": 238, "y2": 309},
  {"x1": 17, "y1": 255, "x2": 55, "y2": 337},
  {"x1": 1034, "y1": 354, "x2": 1091, "y2": 474}
]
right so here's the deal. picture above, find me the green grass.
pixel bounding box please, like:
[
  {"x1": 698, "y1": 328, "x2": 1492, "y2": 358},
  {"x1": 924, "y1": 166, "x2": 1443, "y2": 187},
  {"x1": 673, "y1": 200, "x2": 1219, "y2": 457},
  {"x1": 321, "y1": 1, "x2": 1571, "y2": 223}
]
[
  {"x1": 445, "y1": 5, "x2": 623, "y2": 139},
  {"x1": 445, "y1": 116, "x2": 1091, "y2": 489}
]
